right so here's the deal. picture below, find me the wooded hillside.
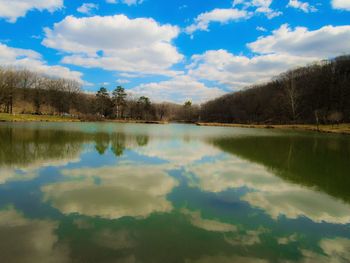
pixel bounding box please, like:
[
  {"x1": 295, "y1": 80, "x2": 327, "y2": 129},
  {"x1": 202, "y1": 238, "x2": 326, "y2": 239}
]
[{"x1": 200, "y1": 56, "x2": 350, "y2": 124}]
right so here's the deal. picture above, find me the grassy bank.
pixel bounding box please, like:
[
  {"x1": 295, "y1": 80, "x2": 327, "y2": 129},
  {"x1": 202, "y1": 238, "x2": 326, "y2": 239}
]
[
  {"x1": 0, "y1": 113, "x2": 168, "y2": 124},
  {"x1": 0, "y1": 113, "x2": 80, "y2": 122},
  {"x1": 196, "y1": 122, "x2": 350, "y2": 135}
]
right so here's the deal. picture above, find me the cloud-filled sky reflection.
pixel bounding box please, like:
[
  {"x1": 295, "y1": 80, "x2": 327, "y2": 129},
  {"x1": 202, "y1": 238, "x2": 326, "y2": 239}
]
[{"x1": 0, "y1": 123, "x2": 349, "y2": 262}]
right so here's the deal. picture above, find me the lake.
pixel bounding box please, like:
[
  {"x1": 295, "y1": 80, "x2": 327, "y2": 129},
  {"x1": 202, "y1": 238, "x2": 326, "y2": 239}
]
[{"x1": 0, "y1": 122, "x2": 349, "y2": 263}]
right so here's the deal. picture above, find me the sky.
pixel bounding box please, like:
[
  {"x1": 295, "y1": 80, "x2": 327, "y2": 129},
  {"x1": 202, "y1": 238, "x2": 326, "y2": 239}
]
[{"x1": 0, "y1": 0, "x2": 350, "y2": 103}]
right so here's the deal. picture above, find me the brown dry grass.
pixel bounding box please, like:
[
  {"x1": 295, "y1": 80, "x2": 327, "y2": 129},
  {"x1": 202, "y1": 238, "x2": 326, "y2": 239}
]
[
  {"x1": 196, "y1": 122, "x2": 350, "y2": 135},
  {"x1": 0, "y1": 113, "x2": 80, "y2": 122}
]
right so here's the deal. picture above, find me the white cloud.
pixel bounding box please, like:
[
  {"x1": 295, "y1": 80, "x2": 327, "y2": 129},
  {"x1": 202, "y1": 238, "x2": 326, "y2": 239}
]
[
  {"x1": 256, "y1": 26, "x2": 267, "y2": 32},
  {"x1": 106, "y1": 0, "x2": 143, "y2": 5},
  {"x1": 0, "y1": 43, "x2": 84, "y2": 83},
  {"x1": 184, "y1": 0, "x2": 282, "y2": 34},
  {"x1": 189, "y1": 24, "x2": 350, "y2": 90},
  {"x1": 0, "y1": 0, "x2": 63, "y2": 23},
  {"x1": 118, "y1": 72, "x2": 144, "y2": 78},
  {"x1": 116, "y1": 79, "x2": 130, "y2": 84},
  {"x1": 232, "y1": 0, "x2": 246, "y2": 6},
  {"x1": 233, "y1": 0, "x2": 283, "y2": 19},
  {"x1": 250, "y1": 0, "x2": 283, "y2": 18},
  {"x1": 248, "y1": 24, "x2": 350, "y2": 57},
  {"x1": 77, "y1": 3, "x2": 98, "y2": 15},
  {"x1": 129, "y1": 75, "x2": 226, "y2": 103},
  {"x1": 188, "y1": 49, "x2": 315, "y2": 89},
  {"x1": 287, "y1": 0, "x2": 317, "y2": 12},
  {"x1": 42, "y1": 15, "x2": 183, "y2": 76},
  {"x1": 185, "y1": 8, "x2": 252, "y2": 34},
  {"x1": 332, "y1": 0, "x2": 350, "y2": 11}
]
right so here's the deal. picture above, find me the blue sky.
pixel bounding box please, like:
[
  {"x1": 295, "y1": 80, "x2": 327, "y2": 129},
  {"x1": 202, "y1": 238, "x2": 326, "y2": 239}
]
[{"x1": 0, "y1": 0, "x2": 350, "y2": 103}]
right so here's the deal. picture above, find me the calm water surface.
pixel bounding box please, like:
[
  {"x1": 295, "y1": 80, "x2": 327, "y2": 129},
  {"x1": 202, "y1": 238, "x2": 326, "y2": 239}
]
[{"x1": 0, "y1": 122, "x2": 349, "y2": 263}]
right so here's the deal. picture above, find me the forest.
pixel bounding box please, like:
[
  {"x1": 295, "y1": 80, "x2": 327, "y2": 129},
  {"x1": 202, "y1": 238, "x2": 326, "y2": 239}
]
[
  {"x1": 0, "y1": 55, "x2": 349, "y2": 124},
  {"x1": 200, "y1": 55, "x2": 350, "y2": 124}
]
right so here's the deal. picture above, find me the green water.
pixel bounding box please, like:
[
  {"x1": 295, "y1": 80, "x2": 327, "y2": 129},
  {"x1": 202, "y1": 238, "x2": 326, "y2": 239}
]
[{"x1": 0, "y1": 122, "x2": 349, "y2": 263}]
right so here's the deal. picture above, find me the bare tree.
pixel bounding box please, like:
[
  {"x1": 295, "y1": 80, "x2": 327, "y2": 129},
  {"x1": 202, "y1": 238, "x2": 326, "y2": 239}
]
[{"x1": 283, "y1": 71, "x2": 300, "y2": 122}]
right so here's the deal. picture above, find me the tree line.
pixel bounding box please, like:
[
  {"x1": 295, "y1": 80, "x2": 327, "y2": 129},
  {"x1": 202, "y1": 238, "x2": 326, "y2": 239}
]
[
  {"x1": 1, "y1": 55, "x2": 349, "y2": 124},
  {"x1": 0, "y1": 67, "x2": 198, "y2": 122},
  {"x1": 77, "y1": 86, "x2": 199, "y2": 122},
  {"x1": 200, "y1": 55, "x2": 350, "y2": 124}
]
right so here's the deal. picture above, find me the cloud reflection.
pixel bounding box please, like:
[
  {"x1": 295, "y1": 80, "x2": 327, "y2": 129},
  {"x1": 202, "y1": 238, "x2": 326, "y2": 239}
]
[
  {"x1": 0, "y1": 208, "x2": 69, "y2": 263},
  {"x1": 0, "y1": 157, "x2": 81, "y2": 185},
  {"x1": 182, "y1": 209, "x2": 237, "y2": 232},
  {"x1": 42, "y1": 164, "x2": 178, "y2": 219},
  {"x1": 301, "y1": 237, "x2": 350, "y2": 263},
  {"x1": 187, "y1": 156, "x2": 350, "y2": 224},
  {"x1": 135, "y1": 140, "x2": 222, "y2": 167}
]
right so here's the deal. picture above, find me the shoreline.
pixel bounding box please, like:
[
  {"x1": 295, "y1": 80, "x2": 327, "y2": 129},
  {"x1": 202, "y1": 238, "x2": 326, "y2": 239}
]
[
  {"x1": 196, "y1": 122, "x2": 350, "y2": 135},
  {"x1": 1, "y1": 113, "x2": 350, "y2": 135}
]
